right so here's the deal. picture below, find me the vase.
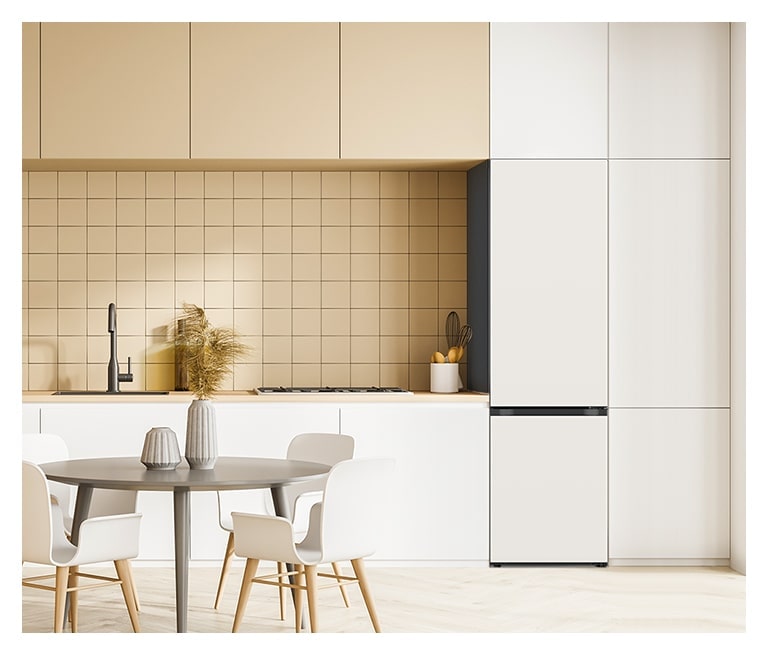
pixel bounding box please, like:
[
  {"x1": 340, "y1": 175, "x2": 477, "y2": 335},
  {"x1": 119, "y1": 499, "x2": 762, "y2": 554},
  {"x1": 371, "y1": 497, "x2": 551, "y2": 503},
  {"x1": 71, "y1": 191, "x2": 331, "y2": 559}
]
[
  {"x1": 185, "y1": 399, "x2": 217, "y2": 470},
  {"x1": 141, "y1": 426, "x2": 182, "y2": 470}
]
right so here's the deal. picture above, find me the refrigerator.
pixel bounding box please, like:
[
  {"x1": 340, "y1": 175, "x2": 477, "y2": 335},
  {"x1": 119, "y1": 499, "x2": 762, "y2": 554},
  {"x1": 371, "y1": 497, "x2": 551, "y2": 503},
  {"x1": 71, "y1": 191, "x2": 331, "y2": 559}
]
[{"x1": 468, "y1": 160, "x2": 608, "y2": 565}]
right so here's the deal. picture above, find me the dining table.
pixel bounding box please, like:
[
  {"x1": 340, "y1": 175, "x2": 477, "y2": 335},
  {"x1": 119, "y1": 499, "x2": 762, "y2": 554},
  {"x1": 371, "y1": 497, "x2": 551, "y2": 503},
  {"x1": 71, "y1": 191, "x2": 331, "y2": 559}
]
[{"x1": 40, "y1": 456, "x2": 331, "y2": 633}]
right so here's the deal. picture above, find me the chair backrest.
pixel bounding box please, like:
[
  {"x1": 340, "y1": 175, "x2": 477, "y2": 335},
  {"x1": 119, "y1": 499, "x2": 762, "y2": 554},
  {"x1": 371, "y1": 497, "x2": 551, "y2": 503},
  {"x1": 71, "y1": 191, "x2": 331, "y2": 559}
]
[
  {"x1": 22, "y1": 433, "x2": 73, "y2": 518},
  {"x1": 22, "y1": 461, "x2": 75, "y2": 565},
  {"x1": 316, "y1": 457, "x2": 394, "y2": 563},
  {"x1": 283, "y1": 433, "x2": 355, "y2": 522}
]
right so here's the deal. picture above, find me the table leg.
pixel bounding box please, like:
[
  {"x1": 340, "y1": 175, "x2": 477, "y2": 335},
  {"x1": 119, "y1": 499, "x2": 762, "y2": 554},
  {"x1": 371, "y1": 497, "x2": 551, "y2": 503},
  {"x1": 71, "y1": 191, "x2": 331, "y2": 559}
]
[
  {"x1": 271, "y1": 485, "x2": 307, "y2": 631},
  {"x1": 173, "y1": 488, "x2": 190, "y2": 633}
]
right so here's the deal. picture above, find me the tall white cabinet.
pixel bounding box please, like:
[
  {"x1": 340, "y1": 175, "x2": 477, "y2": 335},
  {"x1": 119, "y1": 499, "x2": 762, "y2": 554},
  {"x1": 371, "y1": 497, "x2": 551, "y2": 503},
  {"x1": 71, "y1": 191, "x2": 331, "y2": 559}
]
[{"x1": 480, "y1": 21, "x2": 733, "y2": 565}]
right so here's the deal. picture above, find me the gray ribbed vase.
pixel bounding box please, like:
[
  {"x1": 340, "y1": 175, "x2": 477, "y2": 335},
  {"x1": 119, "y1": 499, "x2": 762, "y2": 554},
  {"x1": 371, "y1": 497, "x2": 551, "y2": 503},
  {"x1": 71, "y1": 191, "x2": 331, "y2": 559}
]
[
  {"x1": 141, "y1": 426, "x2": 181, "y2": 470},
  {"x1": 185, "y1": 399, "x2": 218, "y2": 470}
]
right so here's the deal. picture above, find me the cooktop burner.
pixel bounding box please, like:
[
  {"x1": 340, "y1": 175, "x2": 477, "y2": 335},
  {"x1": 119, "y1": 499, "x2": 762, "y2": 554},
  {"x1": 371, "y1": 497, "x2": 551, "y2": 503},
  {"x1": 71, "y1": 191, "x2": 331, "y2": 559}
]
[{"x1": 255, "y1": 386, "x2": 413, "y2": 395}]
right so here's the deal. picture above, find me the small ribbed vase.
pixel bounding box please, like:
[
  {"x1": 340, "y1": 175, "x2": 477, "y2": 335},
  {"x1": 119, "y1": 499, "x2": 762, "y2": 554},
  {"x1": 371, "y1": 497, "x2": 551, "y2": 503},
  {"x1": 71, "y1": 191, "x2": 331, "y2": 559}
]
[
  {"x1": 185, "y1": 399, "x2": 218, "y2": 470},
  {"x1": 141, "y1": 427, "x2": 181, "y2": 470}
]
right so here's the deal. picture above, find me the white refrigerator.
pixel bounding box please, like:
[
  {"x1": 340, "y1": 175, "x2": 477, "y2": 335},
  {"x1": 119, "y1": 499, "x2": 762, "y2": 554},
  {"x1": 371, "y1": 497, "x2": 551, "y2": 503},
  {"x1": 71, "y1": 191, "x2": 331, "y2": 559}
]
[{"x1": 485, "y1": 160, "x2": 608, "y2": 565}]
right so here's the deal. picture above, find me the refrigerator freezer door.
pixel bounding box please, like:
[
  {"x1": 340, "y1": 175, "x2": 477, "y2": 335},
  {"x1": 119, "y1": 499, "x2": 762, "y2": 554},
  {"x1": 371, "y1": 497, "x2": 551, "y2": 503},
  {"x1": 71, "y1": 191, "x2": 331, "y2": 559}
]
[
  {"x1": 490, "y1": 415, "x2": 607, "y2": 564},
  {"x1": 489, "y1": 160, "x2": 607, "y2": 407}
]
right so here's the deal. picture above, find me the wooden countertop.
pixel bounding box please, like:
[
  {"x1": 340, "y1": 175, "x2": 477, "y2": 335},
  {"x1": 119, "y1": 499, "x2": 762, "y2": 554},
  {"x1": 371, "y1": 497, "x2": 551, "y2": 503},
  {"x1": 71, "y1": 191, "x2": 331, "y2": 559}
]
[{"x1": 22, "y1": 390, "x2": 489, "y2": 405}]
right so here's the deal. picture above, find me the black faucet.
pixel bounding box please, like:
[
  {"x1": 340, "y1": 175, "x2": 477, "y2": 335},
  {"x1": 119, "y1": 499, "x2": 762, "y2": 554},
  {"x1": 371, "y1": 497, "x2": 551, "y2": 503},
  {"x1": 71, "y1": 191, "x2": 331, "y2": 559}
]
[{"x1": 107, "y1": 302, "x2": 133, "y2": 393}]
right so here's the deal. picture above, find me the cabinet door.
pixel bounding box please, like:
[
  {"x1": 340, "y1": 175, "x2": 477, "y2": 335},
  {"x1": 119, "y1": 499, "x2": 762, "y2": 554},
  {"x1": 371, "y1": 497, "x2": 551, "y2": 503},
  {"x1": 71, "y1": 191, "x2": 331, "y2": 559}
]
[
  {"x1": 490, "y1": 22, "x2": 607, "y2": 158},
  {"x1": 191, "y1": 22, "x2": 340, "y2": 159},
  {"x1": 609, "y1": 409, "x2": 730, "y2": 560},
  {"x1": 22, "y1": 404, "x2": 41, "y2": 433},
  {"x1": 22, "y1": 23, "x2": 39, "y2": 159},
  {"x1": 609, "y1": 22, "x2": 730, "y2": 158},
  {"x1": 609, "y1": 160, "x2": 730, "y2": 408},
  {"x1": 41, "y1": 22, "x2": 189, "y2": 158},
  {"x1": 340, "y1": 403, "x2": 489, "y2": 562},
  {"x1": 341, "y1": 22, "x2": 489, "y2": 159},
  {"x1": 489, "y1": 160, "x2": 607, "y2": 407},
  {"x1": 490, "y1": 415, "x2": 607, "y2": 563}
]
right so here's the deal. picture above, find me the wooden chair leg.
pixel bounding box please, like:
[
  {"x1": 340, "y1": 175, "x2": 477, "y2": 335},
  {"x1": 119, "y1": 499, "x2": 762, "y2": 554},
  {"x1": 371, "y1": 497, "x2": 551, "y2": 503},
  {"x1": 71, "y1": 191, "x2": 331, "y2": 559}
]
[
  {"x1": 124, "y1": 560, "x2": 141, "y2": 613},
  {"x1": 115, "y1": 559, "x2": 141, "y2": 632},
  {"x1": 304, "y1": 565, "x2": 319, "y2": 633},
  {"x1": 232, "y1": 558, "x2": 259, "y2": 633},
  {"x1": 68, "y1": 566, "x2": 79, "y2": 632},
  {"x1": 277, "y1": 561, "x2": 286, "y2": 620},
  {"x1": 293, "y1": 564, "x2": 304, "y2": 633},
  {"x1": 351, "y1": 558, "x2": 381, "y2": 632},
  {"x1": 54, "y1": 566, "x2": 69, "y2": 633},
  {"x1": 331, "y1": 561, "x2": 350, "y2": 607},
  {"x1": 214, "y1": 532, "x2": 235, "y2": 610}
]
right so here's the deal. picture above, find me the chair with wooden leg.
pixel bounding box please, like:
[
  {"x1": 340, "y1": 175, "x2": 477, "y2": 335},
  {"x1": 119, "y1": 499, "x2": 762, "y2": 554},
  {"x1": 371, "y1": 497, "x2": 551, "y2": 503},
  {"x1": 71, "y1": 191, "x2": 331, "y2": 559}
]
[
  {"x1": 230, "y1": 457, "x2": 394, "y2": 633},
  {"x1": 22, "y1": 432, "x2": 142, "y2": 614},
  {"x1": 22, "y1": 461, "x2": 143, "y2": 633},
  {"x1": 213, "y1": 432, "x2": 355, "y2": 617}
]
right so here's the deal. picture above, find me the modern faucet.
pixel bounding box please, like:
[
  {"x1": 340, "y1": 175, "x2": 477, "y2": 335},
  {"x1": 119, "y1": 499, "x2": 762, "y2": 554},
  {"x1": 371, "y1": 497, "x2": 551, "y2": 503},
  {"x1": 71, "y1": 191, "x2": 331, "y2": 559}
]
[{"x1": 107, "y1": 302, "x2": 133, "y2": 393}]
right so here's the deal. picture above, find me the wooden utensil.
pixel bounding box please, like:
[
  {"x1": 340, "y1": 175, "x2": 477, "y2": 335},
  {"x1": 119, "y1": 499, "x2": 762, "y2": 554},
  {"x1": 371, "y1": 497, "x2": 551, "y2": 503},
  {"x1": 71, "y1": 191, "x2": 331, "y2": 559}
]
[{"x1": 445, "y1": 311, "x2": 460, "y2": 350}]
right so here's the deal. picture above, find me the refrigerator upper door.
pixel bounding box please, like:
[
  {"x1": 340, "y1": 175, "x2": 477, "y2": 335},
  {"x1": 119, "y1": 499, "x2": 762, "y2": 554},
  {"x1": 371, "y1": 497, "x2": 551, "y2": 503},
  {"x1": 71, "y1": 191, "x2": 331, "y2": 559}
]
[{"x1": 489, "y1": 160, "x2": 607, "y2": 407}]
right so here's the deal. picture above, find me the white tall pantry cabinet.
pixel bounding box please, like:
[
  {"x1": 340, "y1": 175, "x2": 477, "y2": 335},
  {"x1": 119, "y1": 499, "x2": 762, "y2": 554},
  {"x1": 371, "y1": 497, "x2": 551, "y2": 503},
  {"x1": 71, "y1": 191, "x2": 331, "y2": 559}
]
[{"x1": 485, "y1": 22, "x2": 732, "y2": 564}]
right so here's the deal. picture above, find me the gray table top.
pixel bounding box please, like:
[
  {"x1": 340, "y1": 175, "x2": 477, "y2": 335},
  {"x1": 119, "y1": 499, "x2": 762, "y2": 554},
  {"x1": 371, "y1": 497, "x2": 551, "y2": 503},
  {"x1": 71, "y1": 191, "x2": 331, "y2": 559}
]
[{"x1": 39, "y1": 456, "x2": 331, "y2": 492}]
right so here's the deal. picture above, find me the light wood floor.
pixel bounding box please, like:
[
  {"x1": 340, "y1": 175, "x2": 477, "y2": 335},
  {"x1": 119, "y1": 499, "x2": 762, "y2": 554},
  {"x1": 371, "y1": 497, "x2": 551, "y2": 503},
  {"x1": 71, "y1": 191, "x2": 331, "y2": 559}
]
[{"x1": 20, "y1": 562, "x2": 745, "y2": 635}]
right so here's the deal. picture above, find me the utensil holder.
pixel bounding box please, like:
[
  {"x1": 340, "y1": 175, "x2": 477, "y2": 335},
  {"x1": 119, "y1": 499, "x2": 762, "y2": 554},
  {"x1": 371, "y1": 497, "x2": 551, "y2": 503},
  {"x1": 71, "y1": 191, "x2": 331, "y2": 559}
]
[{"x1": 430, "y1": 362, "x2": 459, "y2": 393}]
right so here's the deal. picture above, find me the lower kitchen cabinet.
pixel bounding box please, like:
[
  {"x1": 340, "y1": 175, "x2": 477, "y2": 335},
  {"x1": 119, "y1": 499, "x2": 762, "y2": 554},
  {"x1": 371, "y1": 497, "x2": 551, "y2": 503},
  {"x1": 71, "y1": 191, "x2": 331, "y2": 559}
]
[
  {"x1": 340, "y1": 402, "x2": 490, "y2": 562},
  {"x1": 609, "y1": 408, "x2": 730, "y2": 561}
]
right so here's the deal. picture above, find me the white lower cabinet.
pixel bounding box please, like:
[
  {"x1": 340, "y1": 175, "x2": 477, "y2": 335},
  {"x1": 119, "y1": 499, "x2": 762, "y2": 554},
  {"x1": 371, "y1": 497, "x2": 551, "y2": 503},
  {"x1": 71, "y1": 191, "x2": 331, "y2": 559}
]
[
  {"x1": 340, "y1": 403, "x2": 490, "y2": 562},
  {"x1": 609, "y1": 409, "x2": 730, "y2": 561}
]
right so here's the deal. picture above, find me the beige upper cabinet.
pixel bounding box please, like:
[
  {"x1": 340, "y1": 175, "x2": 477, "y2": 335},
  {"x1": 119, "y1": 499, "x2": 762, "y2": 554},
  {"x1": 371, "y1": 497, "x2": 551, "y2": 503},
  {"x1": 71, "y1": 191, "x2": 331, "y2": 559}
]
[
  {"x1": 341, "y1": 23, "x2": 489, "y2": 160},
  {"x1": 22, "y1": 23, "x2": 40, "y2": 159},
  {"x1": 191, "y1": 23, "x2": 340, "y2": 159},
  {"x1": 40, "y1": 23, "x2": 189, "y2": 159},
  {"x1": 609, "y1": 23, "x2": 730, "y2": 158}
]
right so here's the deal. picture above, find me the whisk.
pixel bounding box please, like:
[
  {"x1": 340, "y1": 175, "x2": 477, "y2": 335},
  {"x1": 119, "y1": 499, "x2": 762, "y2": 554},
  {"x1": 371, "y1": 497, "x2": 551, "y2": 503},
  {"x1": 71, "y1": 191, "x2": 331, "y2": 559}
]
[{"x1": 456, "y1": 324, "x2": 472, "y2": 361}]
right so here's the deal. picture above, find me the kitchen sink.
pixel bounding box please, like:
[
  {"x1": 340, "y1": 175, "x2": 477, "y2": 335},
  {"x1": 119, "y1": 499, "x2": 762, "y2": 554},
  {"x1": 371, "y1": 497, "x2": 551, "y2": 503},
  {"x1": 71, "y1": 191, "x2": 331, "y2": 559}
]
[{"x1": 52, "y1": 390, "x2": 170, "y2": 395}]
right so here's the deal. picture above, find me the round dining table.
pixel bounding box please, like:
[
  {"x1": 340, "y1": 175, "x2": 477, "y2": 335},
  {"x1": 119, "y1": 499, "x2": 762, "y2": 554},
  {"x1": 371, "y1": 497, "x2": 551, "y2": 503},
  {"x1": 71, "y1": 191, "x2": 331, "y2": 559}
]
[{"x1": 40, "y1": 456, "x2": 331, "y2": 633}]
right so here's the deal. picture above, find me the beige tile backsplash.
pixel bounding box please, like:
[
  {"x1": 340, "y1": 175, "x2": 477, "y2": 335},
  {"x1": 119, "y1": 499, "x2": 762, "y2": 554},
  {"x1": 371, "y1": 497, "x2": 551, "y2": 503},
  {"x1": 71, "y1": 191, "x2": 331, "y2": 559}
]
[{"x1": 21, "y1": 170, "x2": 467, "y2": 391}]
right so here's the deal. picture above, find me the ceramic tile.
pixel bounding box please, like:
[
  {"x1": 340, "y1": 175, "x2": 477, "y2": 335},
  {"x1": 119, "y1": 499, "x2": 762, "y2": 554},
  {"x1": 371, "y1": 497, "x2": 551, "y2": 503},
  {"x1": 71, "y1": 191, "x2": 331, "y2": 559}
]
[
  {"x1": 117, "y1": 199, "x2": 145, "y2": 226},
  {"x1": 409, "y1": 335, "x2": 440, "y2": 363},
  {"x1": 28, "y1": 363, "x2": 58, "y2": 390},
  {"x1": 262, "y1": 363, "x2": 292, "y2": 387},
  {"x1": 439, "y1": 225, "x2": 467, "y2": 253},
  {"x1": 291, "y1": 363, "x2": 320, "y2": 386},
  {"x1": 87, "y1": 172, "x2": 116, "y2": 198},
  {"x1": 146, "y1": 172, "x2": 174, "y2": 198},
  {"x1": 438, "y1": 199, "x2": 467, "y2": 226},
  {"x1": 350, "y1": 281, "x2": 379, "y2": 309},
  {"x1": 263, "y1": 198, "x2": 292, "y2": 225},
  {"x1": 439, "y1": 254, "x2": 467, "y2": 281},
  {"x1": 234, "y1": 254, "x2": 262, "y2": 281},
  {"x1": 351, "y1": 172, "x2": 379, "y2": 199},
  {"x1": 176, "y1": 281, "x2": 204, "y2": 307},
  {"x1": 116, "y1": 254, "x2": 145, "y2": 281},
  {"x1": 321, "y1": 363, "x2": 350, "y2": 387},
  {"x1": 234, "y1": 172, "x2": 262, "y2": 199},
  {"x1": 146, "y1": 281, "x2": 174, "y2": 308},
  {"x1": 233, "y1": 226, "x2": 262, "y2": 253},
  {"x1": 292, "y1": 309, "x2": 320, "y2": 336},
  {"x1": 29, "y1": 199, "x2": 58, "y2": 225},
  {"x1": 117, "y1": 226, "x2": 145, "y2": 254},
  {"x1": 29, "y1": 226, "x2": 57, "y2": 253},
  {"x1": 350, "y1": 308, "x2": 379, "y2": 335},
  {"x1": 263, "y1": 281, "x2": 292, "y2": 308},
  {"x1": 234, "y1": 281, "x2": 262, "y2": 308},
  {"x1": 321, "y1": 335, "x2": 350, "y2": 362},
  {"x1": 350, "y1": 199, "x2": 379, "y2": 226},
  {"x1": 322, "y1": 308, "x2": 350, "y2": 335},
  {"x1": 204, "y1": 281, "x2": 234, "y2": 308},
  {"x1": 205, "y1": 199, "x2": 234, "y2": 226},
  {"x1": 234, "y1": 363, "x2": 262, "y2": 389},
  {"x1": 438, "y1": 281, "x2": 467, "y2": 309},
  {"x1": 350, "y1": 362, "x2": 380, "y2": 386},
  {"x1": 292, "y1": 199, "x2": 321, "y2": 226},
  {"x1": 350, "y1": 335, "x2": 379, "y2": 363},
  {"x1": 117, "y1": 172, "x2": 146, "y2": 198},
  {"x1": 410, "y1": 198, "x2": 438, "y2": 226},
  {"x1": 380, "y1": 335, "x2": 408, "y2": 362},
  {"x1": 321, "y1": 199, "x2": 350, "y2": 226},
  {"x1": 380, "y1": 308, "x2": 408, "y2": 335},
  {"x1": 88, "y1": 226, "x2": 116, "y2": 253},
  {"x1": 350, "y1": 253, "x2": 379, "y2": 280},
  {"x1": 204, "y1": 226, "x2": 233, "y2": 254},
  {"x1": 322, "y1": 281, "x2": 350, "y2": 308},
  {"x1": 409, "y1": 171, "x2": 438, "y2": 198},
  {"x1": 57, "y1": 226, "x2": 86, "y2": 254},
  {"x1": 28, "y1": 337, "x2": 57, "y2": 363},
  {"x1": 58, "y1": 309, "x2": 87, "y2": 335},
  {"x1": 292, "y1": 226, "x2": 321, "y2": 254},
  {"x1": 350, "y1": 226, "x2": 379, "y2": 253},
  {"x1": 59, "y1": 254, "x2": 87, "y2": 281},
  {"x1": 263, "y1": 254, "x2": 292, "y2": 281},
  {"x1": 409, "y1": 306, "x2": 439, "y2": 335},
  {"x1": 175, "y1": 253, "x2": 203, "y2": 280},
  {"x1": 234, "y1": 199, "x2": 262, "y2": 226},
  {"x1": 116, "y1": 308, "x2": 146, "y2": 335},
  {"x1": 88, "y1": 253, "x2": 116, "y2": 280},
  {"x1": 263, "y1": 226, "x2": 292, "y2": 253},
  {"x1": 146, "y1": 199, "x2": 174, "y2": 226},
  {"x1": 263, "y1": 336, "x2": 291, "y2": 362},
  {"x1": 292, "y1": 336, "x2": 321, "y2": 363},
  {"x1": 292, "y1": 281, "x2": 321, "y2": 308},
  {"x1": 57, "y1": 281, "x2": 86, "y2": 308},
  {"x1": 322, "y1": 171, "x2": 350, "y2": 198},
  {"x1": 28, "y1": 308, "x2": 57, "y2": 335},
  {"x1": 204, "y1": 253, "x2": 234, "y2": 280},
  {"x1": 380, "y1": 199, "x2": 408, "y2": 225},
  {"x1": 263, "y1": 308, "x2": 292, "y2": 335},
  {"x1": 176, "y1": 172, "x2": 204, "y2": 198},
  {"x1": 380, "y1": 254, "x2": 409, "y2": 280},
  {"x1": 58, "y1": 172, "x2": 86, "y2": 198},
  {"x1": 293, "y1": 172, "x2": 321, "y2": 198},
  {"x1": 145, "y1": 226, "x2": 174, "y2": 254},
  {"x1": 29, "y1": 172, "x2": 57, "y2": 198},
  {"x1": 380, "y1": 171, "x2": 408, "y2": 198},
  {"x1": 28, "y1": 281, "x2": 57, "y2": 308},
  {"x1": 321, "y1": 254, "x2": 350, "y2": 281},
  {"x1": 146, "y1": 254, "x2": 174, "y2": 280},
  {"x1": 322, "y1": 226, "x2": 350, "y2": 253},
  {"x1": 27, "y1": 254, "x2": 57, "y2": 281},
  {"x1": 263, "y1": 172, "x2": 292, "y2": 198},
  {"x1": 438, "y1": 171, "x2": 467, "y2": 198},
  {"x1": 58, "y1": 336, "x2": 87, "y2": 364}
]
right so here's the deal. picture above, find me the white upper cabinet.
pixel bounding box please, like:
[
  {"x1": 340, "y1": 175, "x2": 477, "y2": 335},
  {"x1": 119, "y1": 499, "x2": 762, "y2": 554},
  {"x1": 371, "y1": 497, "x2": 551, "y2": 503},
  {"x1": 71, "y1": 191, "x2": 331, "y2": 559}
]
[
  {"x1": 609, "y1": 160, "x2": 730, "y2": 408},
  {"x1": 341, "y1": 22, "x2": 489, "y2": 160},
  {"x1": 490, "y1": 23, "x2": 607, "y2": 158},
  {"x1": 191, "y1": 23, "x2": 340, "y2": 159},
  {"x1": 490, "y1": 160, "x2": 607, "y2": 407},
  {"x1": 609, "y1": 23, "x2": 730, "y2": 159},
  {"x1": 41, "y1": 23, "x2": 190, "y2": 159}
]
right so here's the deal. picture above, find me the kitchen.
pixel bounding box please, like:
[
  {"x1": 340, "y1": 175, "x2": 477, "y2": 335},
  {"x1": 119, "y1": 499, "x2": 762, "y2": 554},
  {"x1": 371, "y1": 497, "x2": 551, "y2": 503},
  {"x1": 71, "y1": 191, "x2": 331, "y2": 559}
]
[{"x1": 16, "y1": 15, "x2": 755, "y2": 640}]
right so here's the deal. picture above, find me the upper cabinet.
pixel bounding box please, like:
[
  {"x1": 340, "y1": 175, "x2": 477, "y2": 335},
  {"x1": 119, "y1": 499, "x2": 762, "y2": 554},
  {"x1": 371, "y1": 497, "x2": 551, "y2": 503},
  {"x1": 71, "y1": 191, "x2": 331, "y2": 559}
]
[
  {"x1": 340, "y1": 23, "x2": 489, "y2": 160},
  {"x1": 40, "y1": 22, "x2": 189, "y2": 159},
  {"x1": 191, "y1": 23, "x2": 340, "y2": 159},
  {"x1": 490, "y1": 23, "x2": 607, "y2": 158},
  {"x1": 609, "y1": 23, "x2": 730, "y2": 159},
  {"x1": 22, "y1": 23, "x2": 40, "y2": 159}
]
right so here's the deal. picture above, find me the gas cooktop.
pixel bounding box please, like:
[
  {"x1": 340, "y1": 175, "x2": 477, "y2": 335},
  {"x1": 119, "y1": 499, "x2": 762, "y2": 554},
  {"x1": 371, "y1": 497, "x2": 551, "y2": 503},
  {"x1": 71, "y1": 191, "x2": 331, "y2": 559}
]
[{"x1": 255, "y1": 386, "x2": 413, "y2": 395}]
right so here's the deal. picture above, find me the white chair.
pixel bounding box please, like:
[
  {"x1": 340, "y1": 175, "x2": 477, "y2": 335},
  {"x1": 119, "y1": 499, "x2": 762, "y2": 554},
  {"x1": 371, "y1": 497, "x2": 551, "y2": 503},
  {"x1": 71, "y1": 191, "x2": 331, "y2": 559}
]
[
  {"x1": 214, "y1": 432, "x2": 355, "y2": 618},
  {"x1": 22, "y1": 461, "x2": 143, "y2": 633},
  {"x1": 231, "y1": 457, "x2": 394, "y2": 633},
  {"x1": 21, "y1": 432, "x2": 142, "y2": 612}
]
